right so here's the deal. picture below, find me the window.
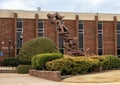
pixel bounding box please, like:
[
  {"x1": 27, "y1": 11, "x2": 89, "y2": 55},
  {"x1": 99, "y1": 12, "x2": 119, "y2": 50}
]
[
  {"x1": 17, "y1": 32, "x2": 22, "y2": 48},
  {"x1": 17, "y1": 19, "x2": 23, "y2": 31},
  {"x1": 16, "y1": 19, "x2": 23, "y2": 55},
  {"x1": 38, "y1": 33, "x2": 43, "y2": 37},
  {"x1": 78, "y1": 21, "x2": 84, "y2": 51},
  {"x1": 98, "y1": 21, "x2": 103, "y2": 30},
  {"x1": 117, "y1": 22, "x2": 120, "y2": 30},
  {"x1": 79, "y1": 21, "x2": 83, "y2": 30},
  {"x1": 117, "y1": 22, "x2": 120, "y2": 57},
  {"x1": 79, "y1": 33, "x2": 83, "y2": 49},
  {"x1": 98, "y1": 21, "x2": 103, "y2": 55},
  {"x1": 117, "y1": 34, "x2": 120, "y2": 55},
  {"x1": 38, "y1": 20, "x2": 44, "y2": 37},
  {"x1": 59, "y1": 35, "x2": 64, "y2": 54},
  {"x1": 98, "y1": 34, "x2": 102, "y2": 48},
  {"x1": 98, "y1": 49, "x2": 102, "y2": 55},
  {"x1": 98, "y1": 34, "x2": 103, "y2": 55}
]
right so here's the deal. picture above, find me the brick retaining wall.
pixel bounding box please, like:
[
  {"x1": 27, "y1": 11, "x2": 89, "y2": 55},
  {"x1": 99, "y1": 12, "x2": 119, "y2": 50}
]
[{"x1": 29, "y1": 70, "x2": 61, "y2": 81}]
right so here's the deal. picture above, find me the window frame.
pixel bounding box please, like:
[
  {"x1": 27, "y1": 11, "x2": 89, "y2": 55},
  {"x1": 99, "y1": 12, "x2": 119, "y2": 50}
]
[
  {"x1": 78, "y1": 21, "x2": 84, "y2": 51},
  {"x1": 59, "y1": 35, "x2": 64, "y2": 54},
  {"x1": 98, "y1": 21, "x2": 103, "y2": 55},
  {"x1": 16, "y1": 19, "x2": 23, "y2": 55},
  {"x1": 38, "y1": 20, "x2": 44, "y2": 37},
  {"x1": 117, "y1": 22, "x2": 120, "y2": 57},
  {"x1": 17, "y1": 19, "x2": 23, "y2": 31}
]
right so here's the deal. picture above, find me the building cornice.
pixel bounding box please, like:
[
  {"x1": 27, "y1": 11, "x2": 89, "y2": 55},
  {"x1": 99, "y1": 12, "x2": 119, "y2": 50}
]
[{"x1": 0, "y1": 9, "x2": 120, "y2": 21}]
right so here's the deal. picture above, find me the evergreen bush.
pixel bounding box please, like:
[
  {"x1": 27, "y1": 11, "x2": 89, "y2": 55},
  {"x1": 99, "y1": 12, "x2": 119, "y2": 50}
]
[
  {"x1": 3, "y1": 57, "x2": 19, "y2": 67},
  {"x1": 31, "y1": 53, "x2": 63, "y2": 70},
  {"x1": 46, "y1": 57, "x2": 90, "y2": 75},
  {"x1": 104, "y1": 55, "x2": 120, "y2": 69},
  {"x1": 17, "y1": 65, "x2": 32, "y2": 74},
  {"x1": 18, "y1": 37, "x2": 60, "y2": 62},
  {"x1": 3, "y1": 57, "x2": 31, "y2": 67},
  {"x1": 46, "y1": 55, "x2": 120, "y2": 75}
]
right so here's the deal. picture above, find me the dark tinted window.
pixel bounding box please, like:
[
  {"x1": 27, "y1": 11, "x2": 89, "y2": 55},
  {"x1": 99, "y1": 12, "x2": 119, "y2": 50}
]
[
  {"x1": 98, "y1": 22, "x2": 102, "y2": 30},
  {"x1": 38, "y1": 33, "x2": 43, "y2": 37},
  {"x1": 17, "y1": 19, "x2": 22, "y2": 28},
  {"x1": 38, "y1": 20, "x2": 43, "y2": 28},
  {"x1": 59, "y1": 35, "x2": 64, "y2": 54},
  {"x1": 59, "y1": 49, "x2": 64, "y2": 54},
  {"x1": 17, "y1": 22, "x2": 22, "y2": 28},
  {"x1": 98, "y1": 34, "x2": 102, "y2": 48},
  {"x1": 17, "y1": 49, "x2": 20, "y2": 55},
  {"x1": 117, "y1": 49, "x2": 120, "y2": 55},
  {"x1": 59, "y1": 35, "x2": 64, "y2": 48},
  {"x1": 16, "y1": 32, "x2": 22, "y2": 48},
  {"x1": 117, "y1": 22, "x2": 120, "y2": 56},
  {"x1": 98, "y1": 49, "x2": 102, "y2": 55},
  {"x1": 38, "y1": 20, "x2": 44, "y2": 37},
  {"x1": 79, "y1": 21, "x2": 83, "y2": 30},
  {"x1": 79, "y1": 33, "x2": 83, "y2": 49},
  {"x1": 117, "y1": 22, "x2": 120, "y2": 30},
  {"x1": 117, "y1": 34, "x2": 120, "y2": 48}
]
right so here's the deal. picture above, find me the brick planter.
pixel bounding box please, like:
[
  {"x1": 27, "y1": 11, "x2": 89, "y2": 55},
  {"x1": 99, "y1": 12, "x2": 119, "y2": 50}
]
[{"x1": 29, "y1": 70, "x2": 61, "y2": 81}]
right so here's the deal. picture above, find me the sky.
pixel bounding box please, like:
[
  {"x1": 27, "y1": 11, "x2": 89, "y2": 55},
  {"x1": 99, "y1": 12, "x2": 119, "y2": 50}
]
[{"x1": 0, "y1": 0, "x2": 120, "y2": 13}]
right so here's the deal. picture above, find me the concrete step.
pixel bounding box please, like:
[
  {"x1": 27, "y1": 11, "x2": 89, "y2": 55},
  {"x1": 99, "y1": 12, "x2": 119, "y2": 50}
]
[{"x1": 0, "y1": 67, "x2": 17, "y2": 73}]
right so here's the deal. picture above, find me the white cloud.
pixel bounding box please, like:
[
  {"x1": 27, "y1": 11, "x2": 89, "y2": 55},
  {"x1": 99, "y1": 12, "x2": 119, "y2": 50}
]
[
  {"x1": 1, "y1": 0, "x2": 24, "y2": 9},
  {"x1": 87, "y1": 0, "x2": 106, "y2": 6},
  {"x1": 0, "y1": 0, "x2": 47, "y2": 10},
  {"x1": 0, "y1": 0, "x2": 120, "y2": 13}
]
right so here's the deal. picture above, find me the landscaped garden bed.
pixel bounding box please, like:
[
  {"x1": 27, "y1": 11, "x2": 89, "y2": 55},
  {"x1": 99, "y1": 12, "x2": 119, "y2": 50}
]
[
  {"x1": 3, "y1": 37, "x2": 120, "y2": 82},
  {"x1": 29, "y1": 54, "x2": 120, "y2": 81},
  {"x1": 46, "y1": 55, "x2": 120, "y2": 75}
]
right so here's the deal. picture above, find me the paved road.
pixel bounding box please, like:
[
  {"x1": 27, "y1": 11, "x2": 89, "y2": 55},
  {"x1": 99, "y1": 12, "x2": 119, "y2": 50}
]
[{"x1": 0, "y1": 73, "x2": 120, "y2": 85}]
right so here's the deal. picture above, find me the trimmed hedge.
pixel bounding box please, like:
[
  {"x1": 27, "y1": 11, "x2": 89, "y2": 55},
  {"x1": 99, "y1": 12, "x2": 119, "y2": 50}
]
[
  {"x1": 46, "y1": 58, "x2": 90, "y2": 75},
  {"x1": 46, "y1": 55, "x2": 120, "y2": 75},
  {"x1": 3, "y1": 57, "x2": 31, "y2": 67},
  {"x1": 104, "y1": 55, "x2": 120, "y2": 69},
  {"x1": 17, "y1": 65, "x2": 32, "y2": 74},
  {"x1": 19, "y1": 37, "x2": 60, "y2": 62},
  {"x1": 3, "y1": 57, "x2": 19, "y2": 67},
  {"x1": 31, "y1": 53, "x2": 63, "y2": 70}
]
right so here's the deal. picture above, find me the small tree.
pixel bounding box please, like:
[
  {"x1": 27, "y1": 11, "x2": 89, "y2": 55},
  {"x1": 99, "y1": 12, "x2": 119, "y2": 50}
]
[{"x1": 18, "y1": 37, "x2": 60, "y2": 62}]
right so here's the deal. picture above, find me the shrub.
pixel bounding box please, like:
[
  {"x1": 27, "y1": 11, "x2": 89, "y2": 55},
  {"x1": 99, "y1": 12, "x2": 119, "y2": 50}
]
[
  {"x1": 46, "y1": 57, "x2": 90, "y2": 75},
  {"x1": 85, "y1": 56, "x2": 120, "y2": 72},
  {"x1": 72, "y1": 60, "x2": 90, "y2": 75},
  {"x1": 19, "y1": 37, "x2": 60, "y2": 62},
  {"x1": 17, "y1": 65, "x2": 32, "y2": 74},
  {"x1": 88, "y1": 61, "x2": 102, "y2": 72},
  {"x1": 32, "y1": 53, "x2": 63, "y2": 70},
  {"x1": 104, "y1": 55, "x2": 120, "y2": 70},
  {"x1": 3, "y1": 57, "x2": 19, "y2": 67},
  {"x1": 3, "y1": 57, "x2": 31, "y2": 67},
  {"x1": 87, "y1": 56, "x2": 106, "y2": 72},
  {"x1": 19, "y1": 60, "x2": 31, "y2": 65},
  {"x1": 46, "y1": 55, "x2": 120, "y2": 75},
  {"x1": 3, "y1": 58, "x2": 10, "y2": 66}
]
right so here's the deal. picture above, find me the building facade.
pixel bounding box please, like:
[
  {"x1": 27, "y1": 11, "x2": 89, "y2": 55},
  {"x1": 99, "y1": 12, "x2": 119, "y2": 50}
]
[{"x1": 0, "y1": 10, "x2": 120, "y2": 63}]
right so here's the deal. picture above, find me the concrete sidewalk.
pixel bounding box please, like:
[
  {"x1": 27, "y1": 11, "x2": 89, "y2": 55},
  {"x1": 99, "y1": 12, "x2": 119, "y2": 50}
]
[
  {"x1": 0, "y1": 73, "x2": 63, "y2": 85},
  {"x1": 0, "y1": 67, "x2": 16, "y2": 73},
  {"x1": 0, "y1": 67, "x2": 16, "y2": 70},
  {"x1": 0, "y1": 73, "x2": 120, "y2": 85}
]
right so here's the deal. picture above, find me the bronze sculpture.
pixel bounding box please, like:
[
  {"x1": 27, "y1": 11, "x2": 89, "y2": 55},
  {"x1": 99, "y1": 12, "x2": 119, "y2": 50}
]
[{"x1": 47, "y1": 12, "x2": 89, "y2": 56}]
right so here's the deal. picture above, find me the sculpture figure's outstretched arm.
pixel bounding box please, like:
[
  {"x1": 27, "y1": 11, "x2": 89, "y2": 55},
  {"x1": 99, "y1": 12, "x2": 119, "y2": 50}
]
[{"x1": 55, "y1": 12, "x2": 64, "y2": 20}]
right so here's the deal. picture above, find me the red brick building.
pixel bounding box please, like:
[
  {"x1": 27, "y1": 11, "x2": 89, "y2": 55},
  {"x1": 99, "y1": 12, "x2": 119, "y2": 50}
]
[{"x1": 0, "y1": 10, "x2": 120, "y2": 63}]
